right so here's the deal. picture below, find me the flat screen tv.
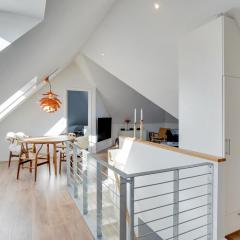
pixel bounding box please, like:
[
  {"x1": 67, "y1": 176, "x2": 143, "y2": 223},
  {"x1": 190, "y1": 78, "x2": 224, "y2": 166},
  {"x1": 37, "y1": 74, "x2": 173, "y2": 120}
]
[{"x1": 97, "y1": 117, "x2": 112, "y2": 142}]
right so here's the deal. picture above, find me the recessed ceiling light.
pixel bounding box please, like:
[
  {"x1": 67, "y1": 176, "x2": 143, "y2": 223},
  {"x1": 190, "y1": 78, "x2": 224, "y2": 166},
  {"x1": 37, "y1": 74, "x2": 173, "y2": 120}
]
[
  {"x1": 154, "y1": 3, "x2": 160, "y2": 9},
  {"x1": 101, "y1": 53, "x2": 105, "y2": 56}
]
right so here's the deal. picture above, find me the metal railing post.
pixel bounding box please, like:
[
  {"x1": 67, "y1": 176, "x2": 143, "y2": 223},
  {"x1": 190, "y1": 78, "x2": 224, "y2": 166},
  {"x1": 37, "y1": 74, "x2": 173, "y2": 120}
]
[
  {"x1": 207, "y1": 164, "x2": 214, "y2": 240},
  {"x1": 129, "y1": 177, "x2": 135, "y2": 240},
  {"x1": 97, "y1": 162, "x2": 102, "y2": 238},
  {"x1": 73, "y1": 144, "x2": 78, "y2": 198},
  {"x1": 82, "y1": 151, "x2": 88, "y2": 215},
  {"x1": 173, "y1": 169, "x2": 179, "y2": 240},
  {"x1": 120, "y1": 176, "x2": 127, "y2": 240},
  {"x1": 66, "y1": 142, "x2": 71, "y2": 186}
]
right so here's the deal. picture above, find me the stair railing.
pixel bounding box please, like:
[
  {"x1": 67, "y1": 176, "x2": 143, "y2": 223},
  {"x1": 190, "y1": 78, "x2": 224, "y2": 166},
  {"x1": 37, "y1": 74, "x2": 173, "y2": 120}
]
[{"x1": 66, "y1": 142, "x2": 214, "y2": 240}]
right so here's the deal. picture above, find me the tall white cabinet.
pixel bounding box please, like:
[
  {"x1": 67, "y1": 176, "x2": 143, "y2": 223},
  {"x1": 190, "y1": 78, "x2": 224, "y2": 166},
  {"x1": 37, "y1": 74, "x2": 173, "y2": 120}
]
[{"x1": 179, "y1": 16, "x2": 240, "y2": 235}]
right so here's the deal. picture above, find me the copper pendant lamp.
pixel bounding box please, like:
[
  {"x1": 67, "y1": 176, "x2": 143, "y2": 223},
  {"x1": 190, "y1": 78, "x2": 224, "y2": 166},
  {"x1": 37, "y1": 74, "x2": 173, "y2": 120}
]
[{"x1": 39, "y1": 76, "x2": 62, "y2": 113}]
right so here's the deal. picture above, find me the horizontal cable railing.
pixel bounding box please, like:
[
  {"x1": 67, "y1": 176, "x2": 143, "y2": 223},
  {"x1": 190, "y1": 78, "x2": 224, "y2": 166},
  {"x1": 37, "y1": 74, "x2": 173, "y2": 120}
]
[{"x1": 66, "y1": 142, "x2": 214, "y2": 240}]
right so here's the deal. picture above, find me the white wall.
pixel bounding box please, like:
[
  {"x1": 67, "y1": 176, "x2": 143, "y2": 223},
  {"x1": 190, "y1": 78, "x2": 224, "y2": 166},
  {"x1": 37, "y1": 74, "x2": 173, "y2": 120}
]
[
  {"x1": 76, "y1": 55, "x2": 178, "y2": 151},
  {"x1": 76, "y1": 55, "x2": 177, "y2": 124},
  {"x1": 179, "y1": 17, "x2": 224, "y2": 157},
  {"x1": 0, "y1": 63, "x2": 95, "y2": 160}
]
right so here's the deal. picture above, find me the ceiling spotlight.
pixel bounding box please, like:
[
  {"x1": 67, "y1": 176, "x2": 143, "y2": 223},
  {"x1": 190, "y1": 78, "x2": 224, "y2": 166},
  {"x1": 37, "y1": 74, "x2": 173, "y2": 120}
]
[
  {"x1": 101, "y1": 53, "x2": 105, "y2": 56},
  {"x1": 154, "y1": 3, "x2": 160, "y2": 9}
]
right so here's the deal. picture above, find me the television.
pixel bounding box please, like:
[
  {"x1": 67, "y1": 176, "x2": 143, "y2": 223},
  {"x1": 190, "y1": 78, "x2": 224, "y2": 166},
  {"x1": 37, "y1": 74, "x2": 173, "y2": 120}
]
[{"x1": 97, "y1": 117, "x2": 112, "y2": 142}]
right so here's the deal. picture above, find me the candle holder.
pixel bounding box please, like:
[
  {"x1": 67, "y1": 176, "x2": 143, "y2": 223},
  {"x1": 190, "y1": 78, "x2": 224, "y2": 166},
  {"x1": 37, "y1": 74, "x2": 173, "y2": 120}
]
[
  {"x1": 140, "y1": 120, "x2": 144, "y2": 140},
  {"x1": 133, "y1": 122, "x2": 137, "y2": 139},
  {"x1": 124, "y1": 119, "x2": 130, "y2": 131}
]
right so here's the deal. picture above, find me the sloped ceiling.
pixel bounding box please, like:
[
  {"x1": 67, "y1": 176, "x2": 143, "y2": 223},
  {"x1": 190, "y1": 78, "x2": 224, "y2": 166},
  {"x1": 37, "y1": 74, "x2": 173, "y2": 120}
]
[
  {"x1": 83, "y1": 0, "x2": 240, "y2": 118},
  {"x1": 76, "y1": 55, "x2": 176, "y2": 124},
  {"x1": 0, "y1": 0, "x2": 46, "y2": 19},
  {"x1": 2, "y1": 0, "x2": 240, "y2": 120},
  {"x1": 0, "y1": 0, "x2": 116, "y2": 107}
]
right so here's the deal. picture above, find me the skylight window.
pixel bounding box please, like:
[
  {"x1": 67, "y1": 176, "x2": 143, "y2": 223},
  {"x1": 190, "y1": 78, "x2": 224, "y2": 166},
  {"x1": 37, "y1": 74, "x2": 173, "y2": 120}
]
[
  {"x1": 0, "y1": 36, "x2": 10, "y2": 51},
  {"x1": 0, "y1": 76, "x2": 38, "y2": 120}
]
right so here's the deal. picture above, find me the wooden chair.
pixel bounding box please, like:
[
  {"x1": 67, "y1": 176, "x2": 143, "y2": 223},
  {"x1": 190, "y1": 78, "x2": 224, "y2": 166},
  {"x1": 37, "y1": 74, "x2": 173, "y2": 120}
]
[
  {"x1": 58, "y1": 133, "x2": 76, "y2": 174},
  {"x1": 150, "y1": 128, "x2": 170, "y2": 143},
  {"x1": 17, "y1": 143, "x2": 50, "y2": 181},
  {"x1": 8, "y1": 149, "x2": 20, "y2": 168},
  {"x1": 159, "y1": 128, "x2": 170, "y2": 141},
  {"x1": 6, "y1": 132, "x2": 34, "y2": 168},
  {"x1": 58, "y1": 143, "x2": 68, "y2": 174},
  {"x1": 6, "y1": 133, "x2": 20, "y2": 168}
]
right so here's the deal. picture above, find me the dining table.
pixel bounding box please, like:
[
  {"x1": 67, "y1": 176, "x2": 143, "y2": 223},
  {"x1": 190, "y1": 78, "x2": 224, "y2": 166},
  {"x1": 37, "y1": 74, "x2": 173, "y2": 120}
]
[{"x1": 22, "y1": 135, "x2": 74, "y2": 176}]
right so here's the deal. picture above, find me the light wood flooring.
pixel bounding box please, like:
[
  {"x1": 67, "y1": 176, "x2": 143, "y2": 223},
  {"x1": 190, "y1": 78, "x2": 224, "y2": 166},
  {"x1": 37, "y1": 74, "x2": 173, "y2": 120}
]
[{"x1": 0, "y1": 160, "x2": 93, "y2": 240}]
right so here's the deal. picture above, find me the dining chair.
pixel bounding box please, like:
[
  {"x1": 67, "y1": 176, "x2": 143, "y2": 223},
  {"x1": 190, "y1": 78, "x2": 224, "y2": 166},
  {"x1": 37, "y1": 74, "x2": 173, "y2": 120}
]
[
  {"x1": 58, "y1": 133, "x2": 76, "y2": 174},
  {"x1": 17, "y1": 143, "x2": 50, "y2": 181},
  {"x1": 6, "y1": 132, "x2": 21, "y2": 168}
]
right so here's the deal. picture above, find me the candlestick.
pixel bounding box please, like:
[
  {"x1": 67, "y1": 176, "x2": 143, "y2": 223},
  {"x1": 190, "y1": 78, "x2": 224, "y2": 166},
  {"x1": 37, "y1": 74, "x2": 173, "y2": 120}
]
[
  {"x1": 140, "y1": 119, "x2": 144, "y2": 140},
  {"x1": 141, "y1": 108, "x2": 143, "y2": 121},
  {"x1": 134, "y1": 108, "x2": 136, "y2": 123},
  {"x1": 134, "y1": 108, "x2": 136, "y2": 138}
]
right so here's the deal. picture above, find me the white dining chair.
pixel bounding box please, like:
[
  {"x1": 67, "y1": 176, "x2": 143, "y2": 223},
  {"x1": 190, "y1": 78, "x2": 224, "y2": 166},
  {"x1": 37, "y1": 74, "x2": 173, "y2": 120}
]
[{"x1": 6, "y1": 132, "x2": 21, "y2": 167}]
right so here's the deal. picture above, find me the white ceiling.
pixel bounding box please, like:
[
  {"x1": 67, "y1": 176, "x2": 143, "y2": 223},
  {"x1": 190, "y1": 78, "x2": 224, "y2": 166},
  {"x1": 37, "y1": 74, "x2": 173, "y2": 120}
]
[
  {"x1": 83, "y1": 0, "x2": 240, "y2": 117},
  {"x1": 0, "y1": 0, "x2": 116, "y2": 105},
  {"x1": 0, "y1": 0, "x2": 46, "y2": 18}
]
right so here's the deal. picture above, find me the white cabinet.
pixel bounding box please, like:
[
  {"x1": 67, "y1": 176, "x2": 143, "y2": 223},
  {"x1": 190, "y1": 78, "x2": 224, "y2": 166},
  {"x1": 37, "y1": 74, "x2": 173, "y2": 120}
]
[
  {"x1": 179, "y1": 16, "x2": 224, "y2": 157},
  {"x1": 179, "y1": 16, "x2": 240, "y2": 235},
  {"x1": 224, "y1": 76, "x2": 240, "y2": 233}
]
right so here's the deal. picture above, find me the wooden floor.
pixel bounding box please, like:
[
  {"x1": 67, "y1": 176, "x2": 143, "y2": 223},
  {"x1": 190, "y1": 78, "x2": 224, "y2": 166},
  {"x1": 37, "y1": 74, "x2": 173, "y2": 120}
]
[
  {"x1": 0, "y1": 161, "x2": 93, "y2": 240},
  {"x1": 226, "y1": 231, "x2": 240, "y2": 240}
]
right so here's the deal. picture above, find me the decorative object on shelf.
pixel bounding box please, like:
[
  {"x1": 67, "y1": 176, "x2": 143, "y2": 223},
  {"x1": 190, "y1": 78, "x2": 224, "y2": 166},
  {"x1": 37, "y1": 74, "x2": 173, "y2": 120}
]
[
  {"x1": 140, "y1": 108, "x2": 144, "y2": 140},
  {"x1": 124, "y1": 119, "x2": 131, "y2": 131},
  {"x1": 39, "y1": 76, "x2": 62, "y2": 113},
  {"x1": 133, "y1": 108, "x2": 137, "y2": 138}
]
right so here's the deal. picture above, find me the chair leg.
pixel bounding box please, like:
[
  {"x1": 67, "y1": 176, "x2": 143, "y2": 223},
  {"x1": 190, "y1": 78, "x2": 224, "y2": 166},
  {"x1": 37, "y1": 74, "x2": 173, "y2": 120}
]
[
  {"x1": 34, "y1": 157, "x2": 38, "y2": 182},
  {"x1": 8, "y1": 151, "x2": 12, "y2": 168},
  {"x1": 29, "y1": 161, "x2": 32, "y2": 173},
  {"x1": 47, "y1": 144, "x2": 51, "y2": 175},
  {"x1": 59, "y1": 152, "x2": 62, "y2": 174},
  {"x1": 17, "y1": 159, "x2": 21, "y2": 180},
  {"x1": 48, "y1": 158, "x2": 51, "y2": 175}
]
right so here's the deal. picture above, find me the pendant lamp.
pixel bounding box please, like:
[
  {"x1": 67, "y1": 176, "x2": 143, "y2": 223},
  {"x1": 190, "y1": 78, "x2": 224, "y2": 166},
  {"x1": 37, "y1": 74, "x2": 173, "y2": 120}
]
[{"x1": 39, "y1": 76, "x2": 62, "y2": 113}]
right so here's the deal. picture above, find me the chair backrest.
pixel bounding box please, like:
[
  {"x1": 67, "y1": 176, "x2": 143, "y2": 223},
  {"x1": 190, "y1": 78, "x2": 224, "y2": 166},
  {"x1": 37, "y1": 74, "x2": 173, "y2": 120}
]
[
  {"x1": 15, "y1": 132, "x2": 28, "y2": 140},
  {"x1": 159, "y1": 128, "x2": 170, "y2": 140},
  {"x1": 6, "y1": 132, "x2": 16, "y2": 144}
]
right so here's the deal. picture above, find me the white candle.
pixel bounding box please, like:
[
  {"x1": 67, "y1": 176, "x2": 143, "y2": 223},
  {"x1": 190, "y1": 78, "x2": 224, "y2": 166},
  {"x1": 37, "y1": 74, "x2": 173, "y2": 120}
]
[
  {"x1": 134, "y1": 108, "x2": 136, "y2": 123},
  {"x1": 141, "y1": 108, "x2": 143, "y2": 121}
]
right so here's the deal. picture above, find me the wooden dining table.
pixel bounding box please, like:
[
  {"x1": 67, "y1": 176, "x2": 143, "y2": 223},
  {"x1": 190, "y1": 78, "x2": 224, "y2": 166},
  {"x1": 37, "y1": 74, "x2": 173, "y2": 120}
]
[{"x1": 22, "y1": 135, "x2": 74, "y2": 176}]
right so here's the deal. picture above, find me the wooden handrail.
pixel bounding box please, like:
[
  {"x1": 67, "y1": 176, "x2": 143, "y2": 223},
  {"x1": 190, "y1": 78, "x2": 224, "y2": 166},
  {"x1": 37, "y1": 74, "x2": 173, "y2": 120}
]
[{"x1": 120, "y1": 136, "x2": 226, "y2": 163}]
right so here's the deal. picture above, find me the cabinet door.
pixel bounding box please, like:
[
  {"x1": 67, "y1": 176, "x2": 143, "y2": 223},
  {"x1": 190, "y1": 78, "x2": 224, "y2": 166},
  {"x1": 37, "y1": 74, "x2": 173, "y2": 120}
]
[{"x1": 225, "y1": 76, "x2": 240, "y2": 218}]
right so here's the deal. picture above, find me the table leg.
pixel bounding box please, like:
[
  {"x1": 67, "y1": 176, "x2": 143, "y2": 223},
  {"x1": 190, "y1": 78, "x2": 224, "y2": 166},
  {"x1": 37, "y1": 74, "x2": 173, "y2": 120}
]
[{"x1": 53, "y1": 143, "x2": 57, "y2": 176}]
